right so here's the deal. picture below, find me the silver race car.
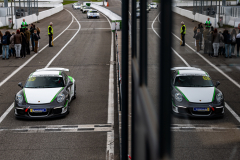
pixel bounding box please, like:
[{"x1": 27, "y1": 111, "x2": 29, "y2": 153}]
[
  {"x1": 14, "y1": 68, "x2": 76, "y2": 119},
  {"x1": 150, "y1": 2, "x2": 158, "y2": 9},
  {"x1": 171, "y1": 67, "x2": 224, "y2": 118},
  {"x1": 87, "y1": 10, "x2": 100, "y2": 19},
  {"x1": 73, "y1": 3, "x2": 81, "y2": 9},
  {"x1": 82, "y1": 6, "x2": 92, "y2": 13}
]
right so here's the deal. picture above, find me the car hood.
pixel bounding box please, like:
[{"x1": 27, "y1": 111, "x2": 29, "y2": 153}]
[
  {"x1": 24, "y1": 87, "x2": 63, "y2": 104},
  {"x1": 177, "y1": 87, "x2": 215, "y2": 103}
]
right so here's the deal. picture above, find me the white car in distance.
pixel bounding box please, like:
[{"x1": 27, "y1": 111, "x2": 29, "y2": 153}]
[
  {"x1": 150, "y1": 2, "x2": 158, "y2": 9},
  {"x1": 87, "y1": 10, "x2": 100, "y2": 19}
]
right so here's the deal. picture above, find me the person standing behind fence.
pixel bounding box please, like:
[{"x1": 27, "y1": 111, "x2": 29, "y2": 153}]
[
  {"x1": 236, "y1": 31, "x2": 240, "y2": 57},
  {"x1": 195, "y1": 29, "x2": 202, "y2": 52},
  {"x1": 219, "y1": 31, "x2": 224, "y2": 56},
  {"x1": 7, "y1": 31, "x2": 12, "y2": 57},
  {"x1": 199, "y1": 23, "x2": 204, "y2": 50},
  {"x1": 37, "y1": 27, "x2": 41, "y2": 50},
  {"x1": 48, "y1": 22, "x2": 53, "y2": 47},
  {"x1": 223, "y1": 29, "x2": 232, "y2": 58},
  {"x1": 203, "y1": 27, "x2": 208, "y2": 54},
  {"x1": 231, "y1": 29, "x2": 237, "y2": 57},
  {"x1": 14, "y1": 30, "x2": 22, "y2": 58},
  {"x1": 205, "y1": 18, "x2": 211, "y2": 29},
  {"x1": 0, "y1": 31, "x2": 3, "y2": 55},
  {"x1": 20, "y1": 32, "x2": 27, "y2": 58},
  {"x1": 25, "y1": 28, "x2": 30, "y2": 55},
  {"x1": 193, "y1": 26, "x2": 197, "y2": 49},
  {"x1": 30, "y1": 24, "x2": 35, "y2": 51},
  {"x1": 1, "y1": 31, "x2": 11, "y2": 60},
  {"x1": 33, "y1": 30, "x2": 39, "y2": 54},
  {"x1": 10, "y1": 32, "x2": 15, "y2": 57},
  {"x1": 212, "y1": 28, "x2": 220, "y2": 57}
]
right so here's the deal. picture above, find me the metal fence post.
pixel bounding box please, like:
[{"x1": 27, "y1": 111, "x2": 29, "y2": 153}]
[
  {"x1": 121, "y1": 0, "x2": 129, "y2": 158},
  {"x1": 159, "y1": 0, "x2": 172, "y2": 159}
]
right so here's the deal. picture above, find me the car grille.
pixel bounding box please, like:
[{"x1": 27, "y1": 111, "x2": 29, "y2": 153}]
[{"x1": 28, "y1": 109, "x2": 50, "y2": 117}]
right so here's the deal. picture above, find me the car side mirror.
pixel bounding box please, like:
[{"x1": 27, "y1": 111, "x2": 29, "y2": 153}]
[
  {"x1": 18, "y1": 82, "x2": 23, "y2": 88},
  {"x1": 215, "y1": 81, "x2": 220, "y2": 88},
  {"x1": 67, "y1": 81, "x2": 73, "y2": 88}
]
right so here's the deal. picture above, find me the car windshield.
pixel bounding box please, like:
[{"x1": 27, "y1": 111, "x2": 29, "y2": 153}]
[
  {"x1": 25, "y1": 76, "x2": 64, "y2": 88},
  {"x1": 86, "y1": 7, "x2": 91, "y2": 9},
  {"x1": 174, "y1": 76, "x2": 214, "y2": 87},
  {"x1": 91, "y1": 11, "x2": 98, "y2": 13},
  {"x1": 151, "y1": 3, "x2": 156, "y2": 5},
  {"x1": 77, "y1": 3, "x2": 81, "y2": 5}
]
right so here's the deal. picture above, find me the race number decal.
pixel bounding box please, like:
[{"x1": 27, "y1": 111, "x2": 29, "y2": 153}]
[
  {"x1": 28, "y1": 77, "x2": 36, "y2": 81},
  {"x1": 203, "y1": 76, "x2": 211, "y2": 80}
]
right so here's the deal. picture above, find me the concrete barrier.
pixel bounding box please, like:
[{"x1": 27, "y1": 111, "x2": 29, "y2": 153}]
[
  {"x1": 172, "y1": 6, "x2": 217, "y2": 28},
  {"x1": 90, "y1": 3, "x2": 121, "y2": 21},
  {"x1": 13, "y1": 4, "x2": 63, "y2": 29},
  {"x1": 172, "y1": 1, "x2": 237, "y2": 7}
]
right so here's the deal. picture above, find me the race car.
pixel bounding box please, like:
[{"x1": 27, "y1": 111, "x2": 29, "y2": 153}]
[
  {"x1": 87, "y1": 10, "x2": 100, "y2": 19},
  {"x1": 14, "y1": 68, "x2": 76, "y2": 119},
  {"x1": 171, "y1": 67, "x2": 224, "y2": 117},
  {"x1": 73, "y1": 3, "x2": 81, "y2": 9},
  {"x1": 82, "y1": 6, "x2": 92, "y2": 13},
  {"x1": 150, "y1": 2, "x2": 158, "y2": 9}
]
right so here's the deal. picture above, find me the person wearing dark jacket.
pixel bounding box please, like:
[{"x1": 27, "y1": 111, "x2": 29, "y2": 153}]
[
  {"x1": 25, "y1": 28, "x2": 31, "y2": 55},
  {"x1": 20, "y1": 32, "x2": 27, "y2": 58},
  {"x1": 236, "y1": 31, "x2": 240, "y2": 57},
  {"x1": 231, "y1": 29, "x2": 237, "y2": 56},
  {"x1": 33, "y1": 30, "x2": 39, "y2": 53},
  {"x1": 1, "y1": 31, "x2": 11, "y2": 60},
  {"x1": 14, "y1": 30, "x2": 22, "y2": 58},
  {"x1": 0, "y1": 31, "x2": 3, "y2": 55},
  {"x1": 30, "y1": 24, "x2": 35, "y2": 51},
  {"x1": 7, "y1": 31, "x2": 12, "y2": 57},
  {"x1": 195, "y1": 29, "x2": 202, "y2": 52},
  {"x1": 198, "y1": 23, "x2": 204, "y2": 50},
  {"x1": 223, "y1": 29, "x2": 231, "y2": 58}
]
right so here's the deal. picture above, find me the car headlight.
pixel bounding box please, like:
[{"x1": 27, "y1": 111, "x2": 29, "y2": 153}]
[
  {"x1": 57, "y1": 93, "x2": 65, "y2": 103},
  {"x1": 216, "y1": 92, "x2": 223, "y2": 103},
  {"x1": 175, "y1": 93, "x2": 183, "y2": 102},
  {"x1": 16, "y1": 94, "x2": 23, "y2": 104}
]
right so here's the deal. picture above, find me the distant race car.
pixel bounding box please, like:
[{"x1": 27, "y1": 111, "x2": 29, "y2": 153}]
[
  {"x1": 136, "y1": 9, "x2": 140, "y2": 18},
  {"x1": 150, "y1": 2, "x2": 158, "y2": 9},
  {"x1": 87, "y1": 10, "x2": 100, "y2": 19},
  {"x1": 80, "y1": 5, "x2": 87, "y2": 11},
  {"x1": 171, "y1": 67, "x2": 224, "y2": 118},
  {"x1": 82, "y1": 6, "x2": 92, "y2": 13},
  {"x1": 72, "y1": 3, "x2": 77, "y2": 8},
  {"x1": 14, "y1": 68, "x2": 76, "y2": 119},
  {"x1": 73, "y1": 3, "x2": 81, "y2": 9}
]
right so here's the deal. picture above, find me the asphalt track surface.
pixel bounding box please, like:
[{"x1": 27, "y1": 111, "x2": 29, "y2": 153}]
[{"x1": 0, "y1": 4, "x2": 119, "y2": 160}]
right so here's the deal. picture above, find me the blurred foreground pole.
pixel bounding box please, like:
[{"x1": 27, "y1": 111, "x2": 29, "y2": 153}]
[
  {"x1": 121, "y1": 0, "x2": 129, "y2": 158},
  {"x1": 159, "y1": 0, "x2": 172, "y2": 159}
]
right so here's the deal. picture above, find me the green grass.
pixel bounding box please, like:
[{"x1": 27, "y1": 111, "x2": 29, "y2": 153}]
[
  {"x1": 62, "y1": 0, "x2": 78, "y2": 5},
  {"x1": 90, "y1": 0, "x2": 103, "y2": 2}
]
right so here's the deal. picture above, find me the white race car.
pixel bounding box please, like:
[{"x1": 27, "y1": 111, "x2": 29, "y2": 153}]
[
  {"x1": 150, "y1": 2, "x2": 158, "y2": 9},
  {"x1": 73, "y1": 3, "x2": 81, "y2": 9},
  {"x1": 87, "y1": 10, "x2": 100, "y2": 19},
  {"x1": 14, "y1": 68, "x2": 76, "y2": 119},
  {"x1": 82, "y1": 6, "x2": 92, "y2": 13},
  {"x1": 171, "y1": 67, "x2": 224, "y2": 118}
]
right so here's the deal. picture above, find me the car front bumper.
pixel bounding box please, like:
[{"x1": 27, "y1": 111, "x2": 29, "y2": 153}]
[
  {"x1": 14, "y1": 102, "x2": 68, "y2": 119},
  {"x1": 172, "y1": 102, "x2": 224, "y2": 118}
]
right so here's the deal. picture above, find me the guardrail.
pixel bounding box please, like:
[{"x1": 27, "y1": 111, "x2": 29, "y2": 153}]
[
  {"x1": 13, "y1": 4, "x2": 63, "y2": 29},
  {"x1": 90, "y1": 3, "x2": 121, "y2": 22}
]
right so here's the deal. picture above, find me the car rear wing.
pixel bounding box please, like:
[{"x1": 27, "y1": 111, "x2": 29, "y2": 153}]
[
  {"x1": 171, "y1": 67, "x2": 201, "y2": 71},
  {"x1": 36, "y1": 68, "x2": 70, "y2": 72}
]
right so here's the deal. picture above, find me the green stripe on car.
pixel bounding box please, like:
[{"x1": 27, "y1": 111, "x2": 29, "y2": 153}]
[
  {"x1": 212, "y1": 87, "x2": 216, "y2": 102},
  {"x1": 68, "y1": 76, "x2": 73, "y2": 82},
  {"x1": 51, "y1": 87, "x2": 64, "y2": 102},
  {"x1": 64, "y1": 100, "x2": 68, "y2": 107},
  {"x1": 175, "y1": 86, "x2": 189, "y2": 102},
  {"x1": 59, "y1": 71, "x2": 61, "y2": 75},
  {"x1": 23, "y1": 89, "x2": 28, "y2": 103}
]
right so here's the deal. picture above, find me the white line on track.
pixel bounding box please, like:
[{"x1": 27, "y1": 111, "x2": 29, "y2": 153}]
[
  {"x1": 153, "y1": 13, "x2": 240, "y2": 123},
  {"x1": 78, "y1": 21, "x2": 109, "y2": 22},
  {"x1": 0, "y1": 9, "x2": 81, "y2": 124},
  {"x1": 80, "y1": 28, "x2": 111, "y2": 30},
  {"x1": 99, "y1": 12, "x2": 115, "y2": 160}
]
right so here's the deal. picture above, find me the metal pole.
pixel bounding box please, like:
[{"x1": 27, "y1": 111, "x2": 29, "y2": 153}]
[
  {"x1": 19, "y1": 0, "x2": 21, "y2": 18},
  {"x1": 24, "y1": 0, "x2": 25, "y2": 16},
  {"x1": 159, "y1": 0, "x2": 172, "y2": 158},
  {"x1": 34, "y1": 0, "x2": 35, "y2": 14},
  {"x1": 4, "y1": 0, "x2": 8, "y2": 7},
  {"x1": 121, "y1": 0, "x2": 129, "y2": 158},
  {"x1": 11, "y1": 0, "x2": 13, "y2": 28}
]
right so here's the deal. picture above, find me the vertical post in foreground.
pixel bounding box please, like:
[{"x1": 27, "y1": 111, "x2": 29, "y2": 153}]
[
  {"x1": 121, "y1": 0, "x2": 129, "y2": 159},
  {"x1": 159, "y1": 0, "x2": 172, "y2": 159}
]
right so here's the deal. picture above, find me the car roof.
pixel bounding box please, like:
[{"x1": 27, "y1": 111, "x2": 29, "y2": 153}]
[
  {"x1": 31, "y1": 71, "x2": 62, "y2": 77},
  {"x1": 90, "y1": 10, "x2": 98, "y2": 12},
  {"x1": 36, "y1": 68, "x2": 69, "y2": 72},
  {"x1": 178, "y1": 70, "x2": 208, "y2": 76}
]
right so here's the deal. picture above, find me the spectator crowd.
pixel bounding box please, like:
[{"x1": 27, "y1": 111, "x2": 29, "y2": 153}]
[
  {"x1": 0, "y1": 23, "x2": 40, "y2": 60},
  {"x1": 193, "y1": 23, "x2": 240, "y2": 58}
]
